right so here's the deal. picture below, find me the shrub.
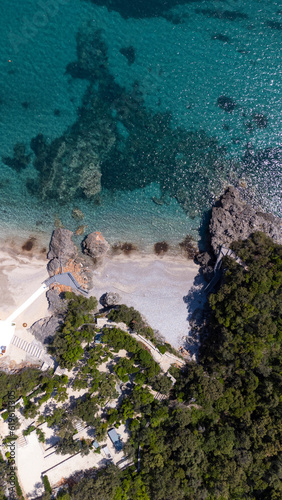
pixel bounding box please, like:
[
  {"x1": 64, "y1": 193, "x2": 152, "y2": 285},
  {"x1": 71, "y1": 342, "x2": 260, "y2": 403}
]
[
  {"x1": 157, "y1": 344, "x2": 167, "y2": 354},
  {"x1": 14, "y1": 474, "x2": 23, "y2": 498},
  {"x1": 36, "y1": 428, "x2": 45, "y2": 443},
  {"x1": 23, "y1": 425, "x2": 36, "y2": 436},
  {"x1": 43, "y1": 475, "x2": 52, "y2": 494}
]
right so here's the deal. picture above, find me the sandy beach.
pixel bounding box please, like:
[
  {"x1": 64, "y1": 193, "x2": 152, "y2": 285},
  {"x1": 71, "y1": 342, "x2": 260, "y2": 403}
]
[
  {"x1": 0, "y1": 240, "x2": 200, "y2": 368},
  {"x1": 90, "y1": 253, "x2": 199, "y2": 347},
  {"x1": 0, "y1": 245, "x2": 50, "y2": 366}
]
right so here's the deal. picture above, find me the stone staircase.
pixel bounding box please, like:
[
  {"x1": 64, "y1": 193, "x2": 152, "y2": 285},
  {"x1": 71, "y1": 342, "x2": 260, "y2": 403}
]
[
  {"x1": 11, "y1": 336, "x2": 54, "y2": 369},
  {"x1": 75, "y1": 421, "x2": 85, "y2": 433},
  {"x1": 17, "y1": 434, "x2": 28, "y2": 448},
  {"x1": 11, "y1": 335, "x2": 43, "y2": 359}
]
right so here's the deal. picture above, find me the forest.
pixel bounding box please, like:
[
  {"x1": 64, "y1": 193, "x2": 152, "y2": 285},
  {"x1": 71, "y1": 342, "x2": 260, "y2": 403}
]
[
  {"x1": 68, "y1": 232, "x2": 282, "y2": 500},
  {"x1": 0, "y1": 232, "x2": 281, "y2": 500}
]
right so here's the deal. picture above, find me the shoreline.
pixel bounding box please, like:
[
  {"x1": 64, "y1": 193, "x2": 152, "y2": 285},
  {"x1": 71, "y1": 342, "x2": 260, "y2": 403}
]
[
  {"x1": 0, "y1": 240, "x2": 200, "y2": 368},
  {"x1": 0, "y1": 220, "x2": 199, "y2": 262}
]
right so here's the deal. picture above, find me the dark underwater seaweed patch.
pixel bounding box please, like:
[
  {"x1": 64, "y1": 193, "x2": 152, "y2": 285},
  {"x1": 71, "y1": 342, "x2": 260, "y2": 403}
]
[
  {"x1": 22, "y1": 237, "x2": 36, "y2": 251},
  {"x1": 2, "y1": 143, "x2": 31, "y2": 172},
  {"x1": 253, "y1": 113, "x2": 268, "y2": 129},
  {"x1": 217, "y1": 96, "x2": 237, "y2": 113},
  {"x1": 154, "y1": 241, "x2": 169, "y2": 255},
  {"x1": 112, "y1": 242, "x2": 138, "y2": 255},
  {"x1": 179, "y1": 235, "x2": 197, "y2": 258},
  {"x1": 83, "y1": 0, "x2": 201, "y2": 20},
  {"x1": 120, "y1": 46, "x2": 136, "y2": 65},
  {"x1": 265, "y1": 20, "x2": 282, "y2": 30},
  {"x1": 25, "y1": 27, "x2": 232, "y2": 216},
  {"x1": 195, "y1": 9, "x2": 248, "y2": 21}
]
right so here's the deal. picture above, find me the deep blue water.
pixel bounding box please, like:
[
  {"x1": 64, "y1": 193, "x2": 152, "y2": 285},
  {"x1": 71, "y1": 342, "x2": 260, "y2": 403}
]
[{"x1": 0, "y1": 0, "x2": 281, "y2": 250}]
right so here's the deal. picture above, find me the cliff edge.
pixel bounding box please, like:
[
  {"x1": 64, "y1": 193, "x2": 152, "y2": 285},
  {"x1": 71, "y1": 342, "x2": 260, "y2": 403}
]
[{"x1": 209, "y1": 187, "x2": 282, "y2": 254}]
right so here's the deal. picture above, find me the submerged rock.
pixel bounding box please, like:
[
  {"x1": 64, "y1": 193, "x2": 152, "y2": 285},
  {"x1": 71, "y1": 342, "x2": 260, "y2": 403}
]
[
  {"x1": 28, "y1": 133, "x2": 102, "y2": 202},
  {"x1": 82, "y1": 231, "x2": 110, "y2": 261},
  {"x1": 154, "y1": 241, "x2": 169, "y2": 255},
  {"x1": 75, "y1": 225, "x2": 88, "y2": 236},
  {"x1": 72, "y1": 208, "x2": 84, "y2": 220},
  {"x1": 209, "y1": 187, "x2": 282, "y2": 254},
  {"x1": 211, "y1": 33, "x2": 230, "y2": 42},
  {"x1": 47, "y1": 228, "x2": 77, "y2": 261}
]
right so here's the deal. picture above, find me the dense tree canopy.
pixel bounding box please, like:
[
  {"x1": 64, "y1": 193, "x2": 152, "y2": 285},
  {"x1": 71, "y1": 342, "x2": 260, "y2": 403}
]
[
  {"x1": 48, "y1": 293, "x2": 98, "y2": 368},
  {"x1": 66, "y1": 232, "x2": 282, "y2": 500},
  {"x1": 1, "y1": 233, "x2": 281, "y2": 500}
]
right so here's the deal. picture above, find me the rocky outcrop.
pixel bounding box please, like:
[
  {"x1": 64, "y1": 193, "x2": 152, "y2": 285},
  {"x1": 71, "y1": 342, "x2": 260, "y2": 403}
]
[
  {"x1": 47, "y1": 258, "x2": 61, "y2": 276},
  {"x1": 46, "y1": 289, "x2": 68, "y2": 315},
  {"x1": 82, "y1": 232, "x2": 110, "y2": 261},
  {"x1": 30, "y1": 315, "x2": 62, "y2": 345},
  {"x1": 47, "y1": 228, "x2": 77, "y2": 261},
  {"x1": 195, "y1": 251, "x2": 215, "y2": 282},
  {"x1": 100, "y1": 292, "x2": 121, "y2": 307},
  {"x1": 209, "y1": 187, "x2": 282, "y2": 254}
]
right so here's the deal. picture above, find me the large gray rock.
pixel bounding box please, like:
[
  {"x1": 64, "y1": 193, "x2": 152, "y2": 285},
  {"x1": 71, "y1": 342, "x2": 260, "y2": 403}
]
[
  {"x1": 47, "y1": 258, "x2": 61, "y2": 276},
  {"x1": 100, "y1": 292, "x2": 121, "y2": 307},
  {"x1": 30, "y1": 315, "x2": 62, "y2": 345},
  {"x1": 82, "y1": 232, "x2": 110, "y2": 261},
  {"x1": 209, "y1": 187, "x2": 282, "y2": 254},
  {"x1": 46, "y1": 289, "x2": 68, "y2": 315},
  {"x1": 47, "y1": 228, "x2": 77, "y2": 261}
]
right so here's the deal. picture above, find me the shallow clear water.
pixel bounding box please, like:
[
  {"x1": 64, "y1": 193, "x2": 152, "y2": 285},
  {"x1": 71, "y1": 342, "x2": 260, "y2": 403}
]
[{"x1": 0, "y1": 0, "x2": 281, "y2": 250}]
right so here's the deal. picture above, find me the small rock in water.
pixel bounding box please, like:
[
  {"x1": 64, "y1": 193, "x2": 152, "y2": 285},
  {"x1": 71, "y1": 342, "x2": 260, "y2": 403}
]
[
  {"x1": 75, "y1": 225, "x2": 88, "y2": 236},
  {"x1": 265, "y1": 20, "x2": 282, "y2": 30},
  {"x1": 152, "y1": 196, "x2": 164, "y2": 206},
  {"x1": 54, "y1": 217, "x2": 64, "y2": 228},
  {"x1": 72, "y1": 207, "x2": 84, "y2": 220},
  {"x1": 154, "y1": 241, "x2": 169, "y2": 255},
  {"x1": 217, "y1": 95, "x2": 237, "y2": 113}
]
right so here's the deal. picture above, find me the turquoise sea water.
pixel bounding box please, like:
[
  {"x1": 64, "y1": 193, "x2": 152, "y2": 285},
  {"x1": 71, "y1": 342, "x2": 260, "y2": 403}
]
[{"x1": 0, "y1": 0, "x2": 281, "y2": 250}]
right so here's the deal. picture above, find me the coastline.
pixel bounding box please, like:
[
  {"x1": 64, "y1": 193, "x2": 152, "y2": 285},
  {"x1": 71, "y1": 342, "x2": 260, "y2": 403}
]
[{"x1": 0, "y1": 240, "x2": 199, "y2": 368}]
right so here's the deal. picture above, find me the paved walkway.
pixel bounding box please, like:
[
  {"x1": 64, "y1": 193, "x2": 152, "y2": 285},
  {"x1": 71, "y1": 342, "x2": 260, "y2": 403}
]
[
  {"x1": 96, "y1": 318, "x2": 185, "y2": 372},
  {"x1": 44, "y1": 273, "x2": 88, "y2": 296},
  {"x1": 5, "y1": 284, "x2": 48, "y2": 322}
]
